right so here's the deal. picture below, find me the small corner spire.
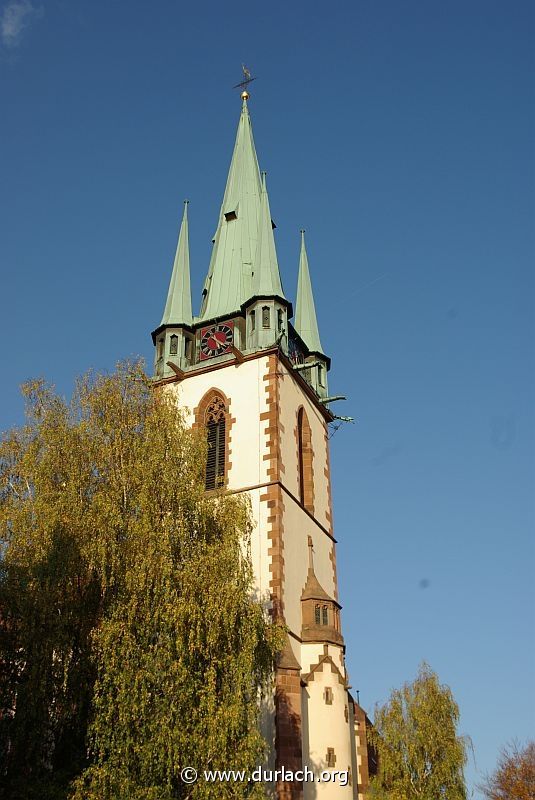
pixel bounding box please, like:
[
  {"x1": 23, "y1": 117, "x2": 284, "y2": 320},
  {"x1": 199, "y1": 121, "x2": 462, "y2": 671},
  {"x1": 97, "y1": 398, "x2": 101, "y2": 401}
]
[
  {"x1": 301, "y1": 534, "x2": 334, "y2": 603},
  {"x1": 294, "y1": 230, "x2": 325, "y2": 355},
  {"x1": 160, "y1": 200, "x2": 193, "y2": 327},
  {"x1": 252, "y1": 171, "x2": 286, "y2": 299},
  {"x1": 308, "y1": 535, "x2": 314, "y2": 571}
]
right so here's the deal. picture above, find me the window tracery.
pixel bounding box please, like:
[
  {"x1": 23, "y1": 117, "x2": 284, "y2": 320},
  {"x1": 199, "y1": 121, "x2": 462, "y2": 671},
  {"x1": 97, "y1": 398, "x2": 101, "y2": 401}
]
[{"x1": 205, "y1": 395, "x2": 227, "y2": 490}]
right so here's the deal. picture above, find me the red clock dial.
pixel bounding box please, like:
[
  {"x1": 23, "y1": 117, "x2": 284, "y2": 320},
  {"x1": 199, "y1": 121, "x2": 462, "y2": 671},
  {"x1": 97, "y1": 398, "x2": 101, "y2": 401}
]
[{"x1": 200, "y1": 323, "x2": 234, "y2": 360}]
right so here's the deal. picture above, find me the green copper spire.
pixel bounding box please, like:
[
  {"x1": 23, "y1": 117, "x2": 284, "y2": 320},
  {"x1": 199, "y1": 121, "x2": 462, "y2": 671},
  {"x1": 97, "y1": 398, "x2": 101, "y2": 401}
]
[
  {"x1": 199, "y1": 96, "x2": 262, "y2": 321},
  {"x1": 252, "y1": 172, "x2": 286, "y2": 299},
  {"x1": 294, "y1": 230, "x2": 324, "y2": 355},
  {"x1": 160, "y1": 201, "x2": 193, "y2": 327}
]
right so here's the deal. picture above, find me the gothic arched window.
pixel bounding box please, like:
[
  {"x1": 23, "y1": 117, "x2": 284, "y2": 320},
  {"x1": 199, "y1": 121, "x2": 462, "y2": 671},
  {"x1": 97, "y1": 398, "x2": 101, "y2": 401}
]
[
  {"x1": 315, "y1": 604, "x2": 321, "y2": 625},
  {"x1": 297, "y1": 407, "x2": 314, "y2": 513},
  {"x1": 205, "y1": 395, "x2": 227, "y2": 490},
  {"x1": 322, "y1": 605, "x2": 329, "y2": 626},
  {"x1": 169, "y1": 334, "x2": 178, "y2": 355},
  {"x1": 262, "y1": 306, "x2": 270, "y2": 328}
]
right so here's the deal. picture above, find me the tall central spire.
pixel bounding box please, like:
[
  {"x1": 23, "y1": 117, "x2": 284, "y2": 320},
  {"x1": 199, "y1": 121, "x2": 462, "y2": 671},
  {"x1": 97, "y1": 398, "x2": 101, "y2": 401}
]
[{"x1": 199, "y1": 96, "x2": 263, "y2": 321}]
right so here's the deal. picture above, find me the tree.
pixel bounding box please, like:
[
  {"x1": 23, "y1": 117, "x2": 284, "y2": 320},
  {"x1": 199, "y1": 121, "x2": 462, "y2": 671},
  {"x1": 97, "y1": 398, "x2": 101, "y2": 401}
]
[
  {"x1": 0, "y1": 363, "x2": 281, "y2": 800},
  {"x1": 369, "y1": 662, "x2": 468, "y2": 800},
  {"x1": 479, "y1": 741, "x2": 535, "y2": 800}
]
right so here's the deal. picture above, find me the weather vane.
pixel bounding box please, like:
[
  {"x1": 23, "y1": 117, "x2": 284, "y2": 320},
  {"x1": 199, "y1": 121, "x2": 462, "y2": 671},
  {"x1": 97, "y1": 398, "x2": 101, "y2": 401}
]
[{"x1": 233, "y1": 64, "x2": 257, "y2": 98}]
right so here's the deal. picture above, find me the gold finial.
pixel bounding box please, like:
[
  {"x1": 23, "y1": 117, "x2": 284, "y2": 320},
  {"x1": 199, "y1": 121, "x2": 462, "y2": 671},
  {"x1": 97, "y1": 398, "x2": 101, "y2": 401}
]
[{"x1": 241, "y1": 90, "x2": 249, "y2": 101}]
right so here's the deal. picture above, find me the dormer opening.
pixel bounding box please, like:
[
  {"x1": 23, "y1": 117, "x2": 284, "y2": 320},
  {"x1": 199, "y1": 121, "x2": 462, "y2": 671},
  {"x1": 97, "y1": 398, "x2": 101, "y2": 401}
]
[{"x1": 224, "y1": 210, "x2": 237, "y2": 222}]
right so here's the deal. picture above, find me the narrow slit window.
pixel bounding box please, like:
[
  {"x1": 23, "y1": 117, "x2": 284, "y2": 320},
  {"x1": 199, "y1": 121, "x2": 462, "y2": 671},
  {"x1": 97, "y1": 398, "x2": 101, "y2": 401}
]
[
  {"x1": 324, "y1": 687, "x2": 333, "y2": 705},
  {"x1": 169, "y1": 334, "x2": 178, "y2": 356},
  {"x1": 315, "y1": 604, "x2": 321, "y2": 625},
  {"x1": 277, "y1": 308, "x2": 284, "y2": 332},
  {"x1": 184, "y1": 337, "x2": 192, "y2": 360},
  {"x1": 322, "y1": 605, "x2": 329, "y2": 626},
  {"x1": 326, "y1": 748, "x2": 336, "y2": 768},
  {"x1": 250, "y1": 310, "x2": 256, "y2": 331},
  {"x1": 262, "y1": 306, "x2": 270, "y2": 328},
  {"x1": 297, "y1": 408, "x2": 314, "y2": 512}
]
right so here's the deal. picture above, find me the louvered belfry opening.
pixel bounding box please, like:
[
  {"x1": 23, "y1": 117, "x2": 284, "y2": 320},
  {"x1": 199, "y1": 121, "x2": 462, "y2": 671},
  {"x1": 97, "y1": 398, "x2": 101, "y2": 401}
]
[{"x1": 205, "y1": 395, "x2": 227, "y2": 490}]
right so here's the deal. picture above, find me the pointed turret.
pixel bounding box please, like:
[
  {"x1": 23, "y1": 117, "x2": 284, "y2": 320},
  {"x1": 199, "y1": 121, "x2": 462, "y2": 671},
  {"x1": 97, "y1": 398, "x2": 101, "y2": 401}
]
[
  {"x1": 294, "y1": 231, "x2": 324, "y2": 355},
  {"x1": 301, "y1": 536, "x2": 343, "y2": 646},
  {"x1": 252, "y1": 172, "x2": 286, "y2": 300},
  {"x1": 199, "y1": 96, "x2": 263, "y2": 321},
  {"x1": 301, "y1": 536, "x2": 334, "y2": 603},
  {"x1": 160, "y1": 201, "x2": 192, "y2": 327},
  {"x1": 151, "y1": 202, "x2": 195, "y2": 379}
]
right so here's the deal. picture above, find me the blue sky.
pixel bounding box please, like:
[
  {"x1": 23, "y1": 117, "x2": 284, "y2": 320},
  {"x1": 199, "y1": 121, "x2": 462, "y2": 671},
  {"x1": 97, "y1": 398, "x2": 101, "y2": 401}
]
[{"x1": 1, "y1": 0, "x2": 534, "y2": 794}]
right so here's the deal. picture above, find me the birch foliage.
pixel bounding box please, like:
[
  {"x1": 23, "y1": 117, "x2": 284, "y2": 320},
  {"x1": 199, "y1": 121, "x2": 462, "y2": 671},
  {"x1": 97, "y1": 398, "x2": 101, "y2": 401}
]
[
  {"x1": 0, "y1": 363, "x2": 280, "y2": 800},
  {"x1": 369, "y1": 662, "x2": 468, "y2": 800}
]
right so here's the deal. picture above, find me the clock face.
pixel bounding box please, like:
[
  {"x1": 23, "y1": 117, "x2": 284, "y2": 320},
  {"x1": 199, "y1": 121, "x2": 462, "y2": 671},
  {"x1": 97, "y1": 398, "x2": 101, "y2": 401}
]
[{"x1": 199, "y1": 322, "x2": 234, "y2": 360}]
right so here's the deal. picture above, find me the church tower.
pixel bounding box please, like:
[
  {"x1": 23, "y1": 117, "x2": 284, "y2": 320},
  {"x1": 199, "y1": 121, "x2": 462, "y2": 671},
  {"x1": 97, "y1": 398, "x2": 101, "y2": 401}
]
[{"x1": 151, "y1": 93, "x2": 359, "y2": 799}]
